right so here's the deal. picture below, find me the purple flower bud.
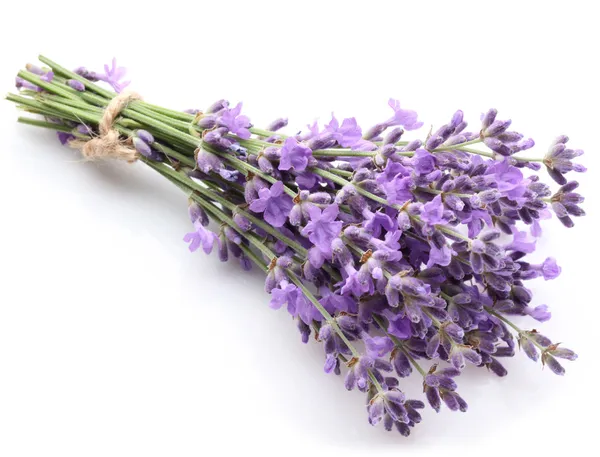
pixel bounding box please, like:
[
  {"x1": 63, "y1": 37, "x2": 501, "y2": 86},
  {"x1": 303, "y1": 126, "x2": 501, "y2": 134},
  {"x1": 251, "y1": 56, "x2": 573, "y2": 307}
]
[
  {"x1": 363, "y1": 123, "x2": 387, "y2": 141},
  {"x1": 232, "y1": 212, "x2": 251, "y2": 231},
  {"x1": 488, "y1": 358, "x2": 508, "y2": 377},
  {"x1": 26, "y1": 63, "x2": 45, "y2": 75},
  {"x1": 16, "y1": 77, "x2": 40, "y2": 91},
  {"x1": 76, "y1": 124, "x2": 93, "y2": 136},
  {"x1": 217, "y1": 234, "x2": 228, "y2": 262},
  {"x1": 331, "y1": 238, "x2": 353, "y2": 266},
  {"x1": 66, "y1": 79, "x2": 85, "y2": 91},
  {"x1": 550, "y1": 346, "x2": 577, "y2": 361},
  {"x1": 133, "y1": 137, "x2": 152, "y2": 156},
  {"x1": 450, "y1": 110, "x2": 464, "y2": 129},
  {"x1": 188, "y1": 201, "x2": 209, "y2": 226},
  {"x1": 425, "y1": 386, "x2": 441, "y2": 412},
  {"x1": 196, "y1": 148, "x2": 222, "y2": 174},
  {"x1": 266, "y1": 118, "x2": 288, "y2": 132},
  {"x1": 497, "y1": 131, "x2": 523, "y2": 143},
  {"x1": 258, "y1": 155, "x2": 274, "y2": 173},
  {"x1": 383, "y1": 127, "x2": 404, "y2": 145},
  {"x1": 206, "y1": 99, "x2": 229, "y2": 114},
  {"x1": 425, "y1": 134, "x2": 445, "y2": 150},
  {"x1": 483, "y1": 137, "x2": 512, "y2": 156},
  {"x1": 484, "y1": 119, "x2": 512, "y2": 137},
  {"x1": 74, "y1": 66, "x2": 100, "y2": 82},
  {"x1": 136, "y1": 129, "x2": 154, "y2": 144},
  {"x1": 444, "y1": 134, "x2": 468, "y2": 146},
  {"x1": 307, "y1": 133, "x2": 336, "y2": 150},
  {"x1": 197, "y1": 115, "x2": 218, "y2": 129},
  {"x1": 481, "y1": 109, "x2": 497, "y2": 130},
  {"x1": 223, "y1": 226, "x2": 242, "y2": 245},
  {"x1": 519, "y1": 336, "x2": 538, "y2": 361},
  {"x1": 202, "y1": 127, "x2": 226, "y2": 145},
  {"x1": 543, "y1": 354, "x2": 565, "y2": 375},
  {"x1": 402, "y1": 139, "x2": 423, "y2": 152}
]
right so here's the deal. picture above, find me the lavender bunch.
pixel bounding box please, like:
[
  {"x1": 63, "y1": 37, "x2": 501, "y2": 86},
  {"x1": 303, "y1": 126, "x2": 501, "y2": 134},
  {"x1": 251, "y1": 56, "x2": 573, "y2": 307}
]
[{"x1": 7, "y1": 56, "x2": 585, "y2": 436}]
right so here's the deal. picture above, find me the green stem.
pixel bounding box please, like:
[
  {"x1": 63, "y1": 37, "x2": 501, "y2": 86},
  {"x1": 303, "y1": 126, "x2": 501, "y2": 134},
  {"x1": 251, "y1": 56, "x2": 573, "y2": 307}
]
[
  {"x1": 434, "y1": 138, "x2": 482, "y2": 151},
  {"x1": 250, "y1": 127, "x2": 289, "y2": 139},
  {"x1": 17, "y1": 117, "x2": 73, "y2": 132},
  {"x1": 416, "y1": 186, "x2": 472, "y2": 199}
]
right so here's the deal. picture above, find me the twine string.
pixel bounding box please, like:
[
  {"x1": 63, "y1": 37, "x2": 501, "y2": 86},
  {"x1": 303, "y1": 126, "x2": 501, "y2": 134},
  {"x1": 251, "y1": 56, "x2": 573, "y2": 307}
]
[{"x1": 69, "y1": 90, "x2": 142, "y2": 162}]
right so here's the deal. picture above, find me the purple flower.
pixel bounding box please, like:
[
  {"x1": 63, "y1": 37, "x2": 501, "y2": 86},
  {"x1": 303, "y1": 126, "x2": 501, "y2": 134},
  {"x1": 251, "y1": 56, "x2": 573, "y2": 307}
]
[
  {"x1": 340, "y1": 265, "x2": 371, "y2": 297},
  {"x1": 427, "y1": 243, "x2": 453, "y2": 268},
  {"x1": 505, "y1": 230, "x2": 536, "y2": 253},
  {"x1": 323, "y1": 115, "x2": 375, "y2": 150},
  {"x1": 363, "y1": 210, "x2": 396, "y2": 237},
  {"x1": 301, "y1": 204, "x2": 343, "y2": 256},
  {"x1": 269, "y1": 280, "x2": 300, "y2": 314},
  {"x1": 411, "y1": 148, "x2": 436, "y2": 175},
  {"x1": 297, "y1": 120, "x2": 320, "y2": 141},
  {"x1": 526, "y1": 305, "x2": 551, "y2": 322},
  {"x1": 270, "y1": 280, "x2": 317, "y2": 324},
  {"x1": 363, "y1": 335, "x2": 394, "y2": 358},
  {"x1": 218, "y1": 102, "x2": 252, "y2": 139},
  {"x1": 462, "y1": 209, "x2": 493, "y2": 238},
  {"x1": 278, "y1": 137, "x2": 313, "y2": 172},
  {"x1": 97, "y1": 58, "x2": 130, "y2": 93},
  {"x1": 319, "y1": 287, "x2": 357, "y2": 314},
  {"x1": 486, "y1": 159, "x2": 528, "y2": 201},
  {"x1": 376, "y1": 161, "x2": 414, "y2": 205},
  {"x1": 386, "y1": 314, "x2": 412, "y2": 339},
  {"x1": 325, "y1": 115, "x2": 362, "y2": 147},
  {"x1": 249, "y1": 181, "x2": 293, "y2": 227},
  {"x1": 384, "y1": 99, "x2": 423, "y2": 130},
  {"x1": 420, "y1": 195, "x2": 446, "y2": 227},
  {"x1": 540, "y1": 257, "x2": 561, "y2": 280},
  {"x1": 183, "y1": 221, "x2": 217, "y2": 254}
]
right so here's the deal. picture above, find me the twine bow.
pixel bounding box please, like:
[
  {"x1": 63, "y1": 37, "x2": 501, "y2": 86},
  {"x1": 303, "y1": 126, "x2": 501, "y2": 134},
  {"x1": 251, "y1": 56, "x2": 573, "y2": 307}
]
[{"x1": 69, "y1": 90, "x2": 142, "y2": 162}]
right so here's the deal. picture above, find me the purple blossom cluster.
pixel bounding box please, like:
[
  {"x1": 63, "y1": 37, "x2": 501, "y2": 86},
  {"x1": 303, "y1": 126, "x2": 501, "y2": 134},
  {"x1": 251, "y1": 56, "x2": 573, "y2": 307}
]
[
  {"x1": 11, "y1": 59, "x2": 585, "y2": 436},
  {"x1": 177, "y1": 99, "x2": 584, "y2": 435}
]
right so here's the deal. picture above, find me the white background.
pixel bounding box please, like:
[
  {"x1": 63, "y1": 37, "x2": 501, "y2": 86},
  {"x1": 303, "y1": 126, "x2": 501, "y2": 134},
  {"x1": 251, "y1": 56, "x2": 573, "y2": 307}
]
[{"x1": 1, "y1": 1, "x2": 599, "y2": 455}]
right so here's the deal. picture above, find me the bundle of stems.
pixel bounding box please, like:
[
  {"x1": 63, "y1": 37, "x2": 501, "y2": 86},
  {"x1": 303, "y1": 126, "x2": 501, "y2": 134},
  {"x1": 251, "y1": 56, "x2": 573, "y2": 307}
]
[{"x1": 6, "y1": 56, "x2": 584, "y2": 436}]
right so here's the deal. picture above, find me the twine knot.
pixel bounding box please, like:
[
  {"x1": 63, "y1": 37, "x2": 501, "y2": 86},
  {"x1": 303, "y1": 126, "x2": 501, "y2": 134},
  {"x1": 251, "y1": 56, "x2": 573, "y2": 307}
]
[{"x1": 70, "y1": 90, "x2": 142, "y2": 162}]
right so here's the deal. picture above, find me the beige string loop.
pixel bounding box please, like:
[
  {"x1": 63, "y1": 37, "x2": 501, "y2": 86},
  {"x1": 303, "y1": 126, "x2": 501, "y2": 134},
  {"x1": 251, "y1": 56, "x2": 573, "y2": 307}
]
[{"x1": 70, "y1": 90, "x2": 142, "y2": 162}]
